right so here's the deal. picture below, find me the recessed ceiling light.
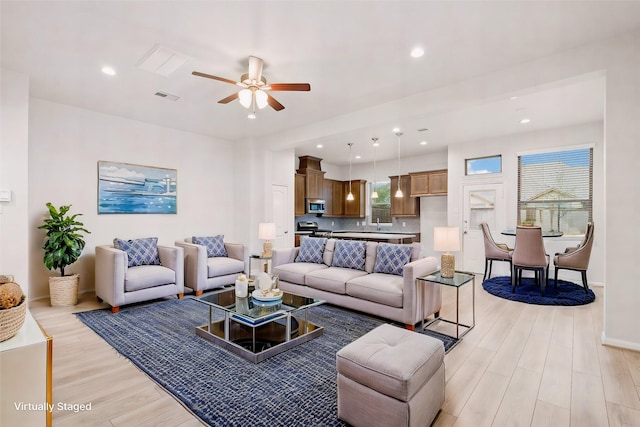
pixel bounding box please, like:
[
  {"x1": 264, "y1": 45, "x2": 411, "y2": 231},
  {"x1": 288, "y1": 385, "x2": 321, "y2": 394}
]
[
  {"x1": 510, "y1": 96, "x2": 519, "y2": 100},
  {"x1": 519, "y1": 118, "x2": 531, "y2": 124},
  {"x1": 410, "y1": 47, "x2": 424, "y2": 58},
  {"x1": 392, "y1": 127, "x2": 400, "y2": 133},
  {"x1": 420, "y1": 141, "x2": 428, "y2": 145},
  {"x1": 101, "y1": 66, "x2": 116, "y2": 76},
  {"x1": 355, "y1": 155, "x2": 361, "y2": 159},
  {"x1": 373, "y1": 142, "x2": 380, "y2": 147},
  {"x1": 316, "y1": 144, "x2": 323, "y2": 148}
]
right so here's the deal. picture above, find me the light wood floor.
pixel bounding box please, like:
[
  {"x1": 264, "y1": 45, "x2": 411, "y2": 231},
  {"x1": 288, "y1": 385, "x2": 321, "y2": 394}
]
[{"x1": 30, "y1": 279, "x2": 640, "y2": 426}]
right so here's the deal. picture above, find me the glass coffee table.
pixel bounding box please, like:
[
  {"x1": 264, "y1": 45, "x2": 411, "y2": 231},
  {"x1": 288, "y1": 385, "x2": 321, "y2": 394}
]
[{"x1": 194, "y1": 288, "x2": 325, "y2": 363}]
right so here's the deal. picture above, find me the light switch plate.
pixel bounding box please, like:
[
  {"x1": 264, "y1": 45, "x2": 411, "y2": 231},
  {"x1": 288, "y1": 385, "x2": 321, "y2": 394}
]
[{"x1": 0, "y1": 189, "x2": 11, "y2": 202}]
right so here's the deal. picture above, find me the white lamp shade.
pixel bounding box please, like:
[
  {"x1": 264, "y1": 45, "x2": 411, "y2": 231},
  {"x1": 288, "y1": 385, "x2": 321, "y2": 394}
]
[
  {"x1": 434, "y1": 227, "x2": 460, "y2": 252},
  {"x1": 238, "y1": 89, "x2": 252, "y2": 108},
  {"x1": 255, "y1": 90, "x2": 268, "y2": 109},
  {"x1": 258, "y1": 222, "x2": 277, "y2": 240}
]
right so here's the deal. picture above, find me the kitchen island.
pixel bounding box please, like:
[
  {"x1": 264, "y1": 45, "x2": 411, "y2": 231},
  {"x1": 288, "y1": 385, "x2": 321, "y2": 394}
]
[{"x1": 330, "y1": 232, "x2": 418, "y2": 244}]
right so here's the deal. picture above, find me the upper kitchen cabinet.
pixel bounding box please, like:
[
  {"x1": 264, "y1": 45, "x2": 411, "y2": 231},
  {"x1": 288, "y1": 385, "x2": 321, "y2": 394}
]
[
  {"x1": 409, "y1": 169, "x2": 448, "y2": 197},
  {"x1": 323, "y1": 178, "x2": 344, "y2": 216},
  {"x1": 297, "y1": 155, "x2": 325, "y2": 199},
  {"x1": 295, "y1": 173, "x2": 306, "y2": 216},
  {"x1": 343, "y1": 180, "x2": 366, "y2": 217},
  {"x1": 390, "y1": 175, "x2": 420, "y2": 217}
]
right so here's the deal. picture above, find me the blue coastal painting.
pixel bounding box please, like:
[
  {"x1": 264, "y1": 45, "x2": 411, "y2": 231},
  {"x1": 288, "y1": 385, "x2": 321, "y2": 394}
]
[{"x1": 98, "y1": 161, "x2": 177, "y2": 214}]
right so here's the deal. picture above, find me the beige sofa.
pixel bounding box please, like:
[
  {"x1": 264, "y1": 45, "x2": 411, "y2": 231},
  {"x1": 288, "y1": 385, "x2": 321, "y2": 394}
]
[{"x1": 272, "y1": 238, "x2": 440, "y2": 329}]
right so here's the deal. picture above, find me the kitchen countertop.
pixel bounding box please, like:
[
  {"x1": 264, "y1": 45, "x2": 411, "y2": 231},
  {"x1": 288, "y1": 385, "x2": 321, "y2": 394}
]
[{"x1": 330, "y1": 232, "x2": 417, "y2": 240}]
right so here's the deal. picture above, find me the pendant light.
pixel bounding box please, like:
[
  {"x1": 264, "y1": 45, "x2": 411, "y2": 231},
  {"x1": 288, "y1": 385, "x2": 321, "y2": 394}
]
[
  {"x1": 395, "y1": 130, "x2": 403, "y2": 198},
  {"x1": 371, "y1": 137, "x2": 379, "y2": 199},
  {"x1": 346, "y1": 143, "x2": 355, "y2": 201}
]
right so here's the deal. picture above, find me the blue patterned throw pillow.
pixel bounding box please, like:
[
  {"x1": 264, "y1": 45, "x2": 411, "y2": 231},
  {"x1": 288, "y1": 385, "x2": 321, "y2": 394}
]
[
  {"x1": 113, "y1": 237, "x2": 161, "y2": 268},
  {"x1": 374, "y1": 243, "x2": 412, "y2": 276},
  {"x1": 192, "y1": 235, "x2": 227, "y2": 258},
  {"x1": 295, "y1": 237, "x2": 327, "y2": 264},
  {"x1": 332, "y1": 240, "x2": 366, "y2": 271}
]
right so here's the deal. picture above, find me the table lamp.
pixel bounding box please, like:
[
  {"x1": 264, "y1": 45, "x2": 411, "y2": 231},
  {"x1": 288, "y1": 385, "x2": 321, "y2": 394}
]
[
  {"x1": 434, "y1": 226, "x2": 460, "y2": 278},
  {"x1": 258, "y1": 222, "x2": 277, "y2": 258}
]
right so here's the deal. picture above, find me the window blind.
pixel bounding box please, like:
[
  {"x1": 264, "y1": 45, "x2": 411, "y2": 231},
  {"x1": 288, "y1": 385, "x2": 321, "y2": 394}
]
[{"x1": 517, "y1": 148, "x2": 593, "y2": 235}]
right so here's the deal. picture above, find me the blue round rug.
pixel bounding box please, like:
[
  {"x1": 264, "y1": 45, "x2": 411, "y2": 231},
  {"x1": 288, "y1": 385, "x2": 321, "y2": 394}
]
[{"x1": 482, "y1": 276, "x2": 595, "y2": 306}]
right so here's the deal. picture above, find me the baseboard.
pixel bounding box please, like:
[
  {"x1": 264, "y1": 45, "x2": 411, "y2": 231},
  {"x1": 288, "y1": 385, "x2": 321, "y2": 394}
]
[{"x1": 601, "y1": 330, "x2": 640, "y2": 351}]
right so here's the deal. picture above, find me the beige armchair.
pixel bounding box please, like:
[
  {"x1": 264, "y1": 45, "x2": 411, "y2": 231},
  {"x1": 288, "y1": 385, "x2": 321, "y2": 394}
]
[
  {"x1": 175, "y1": 237, "x2": 246, "y2": 296},
  {"x1": 95, "y1": 243, "x2": 184, "y2": 313},
  {"x1": 554, "y1": 222, "x2": 594, "y2": 293},
  {"x1": 480, "y1": 222, "x2": 512, "y2": 281}
]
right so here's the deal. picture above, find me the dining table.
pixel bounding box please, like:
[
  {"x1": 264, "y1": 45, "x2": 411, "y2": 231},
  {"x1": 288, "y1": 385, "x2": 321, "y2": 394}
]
[{"x1": 501, "y1": 229, "x2": 564, "y2": 238}]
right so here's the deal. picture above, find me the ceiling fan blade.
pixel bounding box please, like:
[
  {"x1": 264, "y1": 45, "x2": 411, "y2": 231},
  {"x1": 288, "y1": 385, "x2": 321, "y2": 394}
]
[
  {"x1": 268, "y1": 83, "x2": 311, "y2": 92},
  {"x1": 218, "y1": 92, "x2": 239, "y2": 104},
  {"x1": 192, "y1": 71, "x2": 237, "y2": 85},
  {"x1": 248, "y1": 56, "x2": 264, "y2": 82},
  {"x1": 267, "y1": 93, "x2": 285, "y2": 111}
]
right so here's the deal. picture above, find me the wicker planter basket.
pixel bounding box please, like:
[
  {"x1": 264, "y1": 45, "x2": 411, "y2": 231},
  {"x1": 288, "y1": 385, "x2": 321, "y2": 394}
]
[
  {"x1": 0, "y1": 297, "x2": 27, "y2": 342},
  {"x1": 49, "y1": 274, "x2": 79, "y2": 306}
]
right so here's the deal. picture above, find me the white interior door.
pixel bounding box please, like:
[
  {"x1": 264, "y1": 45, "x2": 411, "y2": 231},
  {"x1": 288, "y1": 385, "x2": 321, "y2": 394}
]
[
  {"x1": 272, "y1": 184, "x2": 289, "y2": 248},
  {"x1": 462, "y1": 183, "x2": 505, "y2": 274}
]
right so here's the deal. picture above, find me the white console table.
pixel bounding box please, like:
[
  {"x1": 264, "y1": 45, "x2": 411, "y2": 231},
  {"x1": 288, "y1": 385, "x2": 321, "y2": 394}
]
[{"x1": 0, "y1": 309, "x2": 53, "y2": 427}]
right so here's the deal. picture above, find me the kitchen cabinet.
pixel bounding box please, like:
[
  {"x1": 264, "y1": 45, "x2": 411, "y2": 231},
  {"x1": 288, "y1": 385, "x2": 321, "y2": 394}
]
[
  {"x1": 304, "y1": 169, "x2": 325, "y2": 199},
  {"x1": 295, "y1": 173, "x2": 305, "y2": 216},
  {"x1": 323, "y1": 179, "x2": 344, "y2": 216},
  {"x1": 390, "y1": 175, "x2": 420, "y2": 217},
  {"x1": 409, "y1": 169, "x2": 448, "y2": 197},
  {"x1": 343, "y1": 180, "x2": 366, "y2": 217}
]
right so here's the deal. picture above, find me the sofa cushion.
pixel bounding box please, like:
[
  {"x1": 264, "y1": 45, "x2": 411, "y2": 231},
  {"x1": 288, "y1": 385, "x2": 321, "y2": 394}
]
[
  {"x1": 374, "y1": 243, "x2": 412, "y2": 276},
  {"x1": 364, "y1": 241, "x2": 379, "y2": 273},
  {"x1": 114, "y1": 237, "x2": 161, "y2": 268},
  {"x1": 306, "y1": 267, "x2": 368, "y2": 294},
  {"x1": 273, "y1": 262, "x2": 328, "y2": 285},
  {"x1": 346, "y1": 273, "x2": 404, "y2": 308},
  {"x1": 323, "y1": 239, "x2": 336, "y2": 266},
  {"x1": 295, "y1": 237, "x2": 327, "y2": 264},
  {"x1": 125, "y1": 264, "x2": 176, "y2": 292},
  {"x1": 193, "y1": 235, "x2": 227, "y2": 258},
  {"x1": 332, "y1": 240, "x2": 366, "y2": 270},
  {"x1": 207, "y1": 257, "x2": 244, "y2": 278}
]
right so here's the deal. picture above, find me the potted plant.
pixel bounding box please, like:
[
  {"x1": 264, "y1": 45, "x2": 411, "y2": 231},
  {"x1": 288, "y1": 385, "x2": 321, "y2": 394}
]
[{"x1": 38, "y1": 203, "x2": 90, "y2": 306}]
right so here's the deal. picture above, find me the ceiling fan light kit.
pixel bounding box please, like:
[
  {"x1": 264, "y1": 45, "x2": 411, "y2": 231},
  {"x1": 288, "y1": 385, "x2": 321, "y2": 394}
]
[{"x1": 193, "y1": 56, "x2": 310, "y2": 118}]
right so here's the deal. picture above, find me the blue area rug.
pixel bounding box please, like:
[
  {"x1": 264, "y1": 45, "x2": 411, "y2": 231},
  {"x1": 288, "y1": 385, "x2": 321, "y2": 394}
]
[
  {"x1": 483, "y1": 276, "x2": 595, "y2": 305},
  {"x1": 75, "y1": 298, "x2": 453, "y2": 426}
]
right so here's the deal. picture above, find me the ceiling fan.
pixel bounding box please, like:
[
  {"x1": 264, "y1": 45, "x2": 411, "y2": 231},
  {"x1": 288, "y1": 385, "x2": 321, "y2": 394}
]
[{"x1": 192, "y1": 56, "x2": 311, "y2": 118}]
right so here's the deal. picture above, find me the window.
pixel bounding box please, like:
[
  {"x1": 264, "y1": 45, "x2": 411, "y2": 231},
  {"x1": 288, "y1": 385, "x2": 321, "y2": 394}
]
[
  {"x1": 369, "y1": 180, "x2": 391, "y2": 224},
  {"x1": 466, "y1": 155, "x2": 502, "y2": 175},
  {"x1": 518, "y1": 147, "x2": 593, "y2": 235}
]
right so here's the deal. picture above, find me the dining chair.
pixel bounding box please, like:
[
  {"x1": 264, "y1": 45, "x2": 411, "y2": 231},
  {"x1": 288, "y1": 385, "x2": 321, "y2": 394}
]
[
  {"x1": 511, "y1": 226, "x2": 549, "y2": 295},
  {"x1": 554, "y1": 222, "x2": 594, "y2": 293},
  {"x1": 480, "y1": 222, "x2": 513, "y2": 281}
]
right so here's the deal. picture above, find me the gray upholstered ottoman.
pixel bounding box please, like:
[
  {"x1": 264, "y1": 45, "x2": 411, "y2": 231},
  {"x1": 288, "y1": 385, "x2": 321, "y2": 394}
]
[{"x1": 336, "y1": 323, "x2": 445, "y2": 427}]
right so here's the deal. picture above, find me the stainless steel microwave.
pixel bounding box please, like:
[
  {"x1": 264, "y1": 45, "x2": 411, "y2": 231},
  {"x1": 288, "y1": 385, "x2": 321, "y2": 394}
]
[{"x1": 306, "y1": 199, "x2": 326, "y2": 214}]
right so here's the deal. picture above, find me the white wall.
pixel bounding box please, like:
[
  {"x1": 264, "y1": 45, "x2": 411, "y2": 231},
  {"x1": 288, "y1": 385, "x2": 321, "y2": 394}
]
[
  {"x1": 0, "y1": 68, "x2": 30, "y2": 295},
  {"x1": 28, "y1": 99, "x2": 236, "y2": 300},
  {"x1": 448, "y1": 121, "x2": 604, "y2": 284}
]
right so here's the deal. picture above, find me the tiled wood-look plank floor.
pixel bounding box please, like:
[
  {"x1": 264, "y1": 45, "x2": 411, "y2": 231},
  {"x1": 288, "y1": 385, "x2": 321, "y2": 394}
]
[{"x1": 30, "y1": 279, "x2": 640, "y2": 426}]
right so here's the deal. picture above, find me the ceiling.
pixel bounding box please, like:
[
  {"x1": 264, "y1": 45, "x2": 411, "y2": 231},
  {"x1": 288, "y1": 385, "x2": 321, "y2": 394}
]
[{"x1": 2, "y1": 1, "x2": 639, "y2": 165}]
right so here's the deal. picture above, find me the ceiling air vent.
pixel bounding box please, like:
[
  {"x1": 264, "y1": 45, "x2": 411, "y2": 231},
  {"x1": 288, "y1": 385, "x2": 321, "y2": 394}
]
[
  {"x1": 138, "y1": 44, "x2": 190, "y2": 77},
  {"x1": 154, "y1": 91, "x2": 180, "y2": 101},
  {"x1": 417, "y1": 128, "x2": 429, "y2": 132}
]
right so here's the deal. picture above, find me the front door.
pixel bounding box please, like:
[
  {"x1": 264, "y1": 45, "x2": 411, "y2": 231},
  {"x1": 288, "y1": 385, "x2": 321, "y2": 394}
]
[{"x1": 462, "y1": 183, "x2": 505, "y2": 274}]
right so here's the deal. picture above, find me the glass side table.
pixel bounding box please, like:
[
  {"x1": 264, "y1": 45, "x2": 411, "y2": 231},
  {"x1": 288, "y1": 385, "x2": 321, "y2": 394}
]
[
  {"x1": 249, "y1": 254, "x2": 272, "y2": 278},
  {"x1": 416, "y1": 271, "x2": 475, "y2": 342}
]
